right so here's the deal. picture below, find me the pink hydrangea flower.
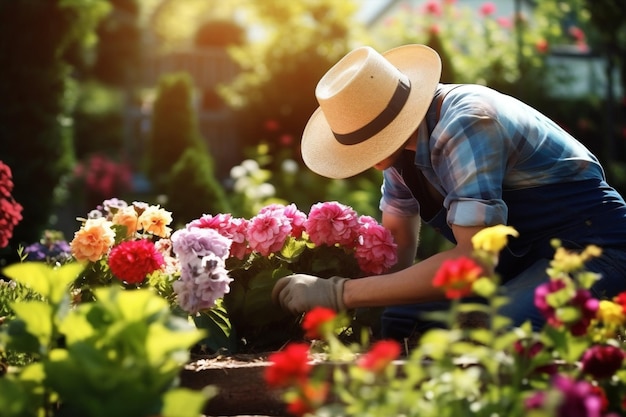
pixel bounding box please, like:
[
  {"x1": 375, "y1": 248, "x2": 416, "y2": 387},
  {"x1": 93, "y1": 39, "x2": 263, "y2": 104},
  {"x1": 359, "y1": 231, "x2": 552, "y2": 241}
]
[
  {"x1": 354, "y1": 217, "x2": 398, "y2": 275},
  {"x1": 260, "y1": 203, "x2": 307, "y2": 238},
  {"x1": 246, "y1": 210, "x2": 292, "y2": 256},
  {"x1": 305, "y1": 201, "x2": 359, "y2": 248}
]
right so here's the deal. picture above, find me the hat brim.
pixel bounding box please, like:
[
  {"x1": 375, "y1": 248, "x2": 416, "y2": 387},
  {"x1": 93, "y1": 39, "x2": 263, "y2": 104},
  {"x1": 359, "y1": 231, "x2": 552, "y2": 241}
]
[{"x1": 301, "y1": 44, "x2": 442, "y2": 179}]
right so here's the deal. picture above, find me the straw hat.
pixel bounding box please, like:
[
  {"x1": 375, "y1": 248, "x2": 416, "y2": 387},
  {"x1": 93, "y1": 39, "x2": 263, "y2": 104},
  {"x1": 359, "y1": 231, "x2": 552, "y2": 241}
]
[{"x1": 301, "y1": 44, "x2": 442, "y2": 179}]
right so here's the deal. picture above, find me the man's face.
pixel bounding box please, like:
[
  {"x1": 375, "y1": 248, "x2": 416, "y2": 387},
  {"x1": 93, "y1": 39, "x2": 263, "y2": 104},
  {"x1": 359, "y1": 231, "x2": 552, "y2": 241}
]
[{"x1": 373, "y1": 132, "x2": 415, "y2": 171}]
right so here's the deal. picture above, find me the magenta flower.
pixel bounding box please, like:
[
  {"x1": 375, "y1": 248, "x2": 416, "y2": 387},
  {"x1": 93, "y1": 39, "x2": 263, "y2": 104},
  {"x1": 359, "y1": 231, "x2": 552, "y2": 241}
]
[
  {"x1": 246, "y1": 210, "x2": 292, "y2": 256},
  {"x1": 108, "y1": 239, "x2": 165, "y2": 285},
  {"x1": 354, "y1": 218, "x2": 397, "y2": 275},
  {"x1": 534, "y1": 278, "x2": 598, "y2": 336},
  {"x1": 305, "y1": 201, "x2": 359, "y2": 248},
  {"x1": 525, "y1": 375, "x2": 602, "y2": 417},
  {"x1": 580, "y1": 345, "x2": 625, "y2": 380}
]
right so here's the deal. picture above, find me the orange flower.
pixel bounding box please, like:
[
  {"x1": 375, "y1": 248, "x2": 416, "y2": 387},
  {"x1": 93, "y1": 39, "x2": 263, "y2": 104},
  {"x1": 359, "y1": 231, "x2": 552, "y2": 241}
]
[
  {"x1": 286, "y1": 381, "x2": 329, "y2": 417},
  {"x1": 357, "y1": 340, "x2": 401, "y2": 373},
  {"x1": 70, "y1": 217, "x2": 115, "y2": 262},
  {"x1": 112, "y1": 206, "x2": 139, "y2": 237},
  {"x1": 138, "y1": 205, "x2": 172, "y2": 238},
  {"x1": 302, "y1": 307, "x2": 336, "y2": 340},
  {"x1": 432, "y1": 256, "x2": 483, "y2": 299}
]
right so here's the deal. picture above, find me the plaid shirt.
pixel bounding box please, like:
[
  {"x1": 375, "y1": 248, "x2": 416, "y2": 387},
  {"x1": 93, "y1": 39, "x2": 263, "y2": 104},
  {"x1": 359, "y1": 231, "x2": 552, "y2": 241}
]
[{"x1": 380, "y1": 84, "x2": 606, "y2": 227}]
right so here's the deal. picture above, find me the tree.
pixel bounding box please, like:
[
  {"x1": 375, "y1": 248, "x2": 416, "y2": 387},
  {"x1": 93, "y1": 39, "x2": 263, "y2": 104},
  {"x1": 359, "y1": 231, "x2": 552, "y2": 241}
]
[
  {"x1": 0, "y1": 0, "x2": 109, "y2": 257},
  {"x1": 147, "y1": 72, "x2": 206, "y2": 193},
  {"x1": 219, "y1": 0, "x2": 367, "y2": 164},
  {"x1": 166, "y1": 148, "x2": 230, "y2": 226}
]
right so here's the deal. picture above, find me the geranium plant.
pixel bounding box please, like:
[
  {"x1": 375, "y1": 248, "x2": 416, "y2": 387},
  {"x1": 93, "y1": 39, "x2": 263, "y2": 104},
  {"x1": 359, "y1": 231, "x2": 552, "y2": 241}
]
[
  {"x1": 174, "y1": 201, "x2": 398, "y2": 353},
  {"x1": 265, "y1": 225, "x2": 626, "y2": 417},
  {"x1": 0, "y1": 160, "x2": 23, "y2": 250}
]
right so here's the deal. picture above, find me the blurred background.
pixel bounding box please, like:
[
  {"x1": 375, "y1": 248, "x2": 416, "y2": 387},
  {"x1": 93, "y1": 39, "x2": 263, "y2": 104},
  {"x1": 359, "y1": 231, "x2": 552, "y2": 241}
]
[{"x1": 0, "y1": 0, "x2": 624, "y2": 267}]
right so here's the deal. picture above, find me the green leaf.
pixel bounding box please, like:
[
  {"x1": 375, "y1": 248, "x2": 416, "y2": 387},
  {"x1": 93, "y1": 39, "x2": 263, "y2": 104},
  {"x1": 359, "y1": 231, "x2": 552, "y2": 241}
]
[
  {"x1": 162, "y1": 387, "x2": 216, "y2": 417},
  {"x1": 10, "y1": 301, "x2": 54, "y2": 350},
  {"x1": 279, "y1": 236, "x2": 307, "y2": 260},
  {"x1": 194, "y1": 305, "x2": 236, "y2": 353},
  {"x1": 2, "y1": 262, "x2": 83, "y2": 304}
]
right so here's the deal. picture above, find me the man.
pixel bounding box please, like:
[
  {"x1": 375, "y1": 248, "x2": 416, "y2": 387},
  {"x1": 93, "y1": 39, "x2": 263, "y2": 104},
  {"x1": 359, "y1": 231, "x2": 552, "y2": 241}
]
[{"x1": 271, "y1": 44, "x2": 626, "y2": 341}]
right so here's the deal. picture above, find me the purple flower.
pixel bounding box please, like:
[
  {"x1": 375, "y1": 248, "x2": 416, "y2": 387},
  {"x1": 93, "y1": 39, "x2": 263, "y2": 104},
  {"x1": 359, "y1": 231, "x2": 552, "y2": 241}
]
[
  {"x1": 171, "y1": 228, "x2": 234, "y2": 314},
  {"x1": 171, "y1": 227, "x2": 231, "y2": 262},
  {"x1": 173, "y1": 252, "x2": 233, "y2": 314}
]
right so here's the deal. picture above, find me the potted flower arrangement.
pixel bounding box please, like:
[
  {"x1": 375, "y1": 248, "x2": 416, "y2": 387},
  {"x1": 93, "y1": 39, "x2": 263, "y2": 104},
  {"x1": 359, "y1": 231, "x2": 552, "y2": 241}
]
[{"x1": 265, "y1": 225, "x2": 626, "y2": 417}]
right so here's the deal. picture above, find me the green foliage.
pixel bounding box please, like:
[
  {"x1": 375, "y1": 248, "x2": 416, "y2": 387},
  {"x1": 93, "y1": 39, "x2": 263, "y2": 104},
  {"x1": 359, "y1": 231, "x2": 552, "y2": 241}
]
[
  {"x1": 73, "y1": 81, "x2": 126, "y2": 159},
  {"x1": 91, "y1": 0, "x2": 141, "y2": 86},
  {"x1": 166, "y1": 148, "x2": 231, "y2": 226},
  {"x1": 219, "y1": 0, "x2": 365, "y2": 158},
  {"x1": 0, "y1": 0, "x2": 109, "y2": 251},
  {"x1": 228, "y1": 144, "x2": 382, "y2": 220},
  {"x1": 148, "y1": 72, "x2": 206, "y2": 193},
  {"x1": 0, "y1": 262, "x2": 210, "y2": 417}
]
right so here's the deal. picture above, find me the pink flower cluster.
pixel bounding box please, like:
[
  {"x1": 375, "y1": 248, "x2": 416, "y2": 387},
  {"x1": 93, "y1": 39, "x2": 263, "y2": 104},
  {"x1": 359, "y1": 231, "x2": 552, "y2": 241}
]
[
  {"x1": 73, "y1": 154, "x2": 133, "y2": 205},
  {"x1": 0, "y1": 161, "x2": 23, "y2": 249},
  {"x1": 190, "y1": 201, "x2": 398, "y2": 275}
]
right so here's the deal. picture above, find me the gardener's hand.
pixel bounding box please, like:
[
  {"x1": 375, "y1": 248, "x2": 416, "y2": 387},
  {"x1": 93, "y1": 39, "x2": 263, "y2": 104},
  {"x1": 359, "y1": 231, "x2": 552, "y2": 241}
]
[{"x1": 272, "y1": 274, "x2": 348, "y2": 314}]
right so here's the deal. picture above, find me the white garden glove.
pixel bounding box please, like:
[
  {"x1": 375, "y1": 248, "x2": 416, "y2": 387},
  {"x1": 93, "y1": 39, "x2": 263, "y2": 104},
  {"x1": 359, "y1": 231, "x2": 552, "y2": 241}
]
[{"x1": 272, "y1": 274, "x2": 348, "y2": 314}]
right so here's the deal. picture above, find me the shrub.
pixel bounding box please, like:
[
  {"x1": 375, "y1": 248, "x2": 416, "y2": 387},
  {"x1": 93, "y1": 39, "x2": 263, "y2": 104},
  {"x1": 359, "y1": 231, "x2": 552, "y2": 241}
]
[
  {"x1": 166, "y1": 148, "x2": 230, "y2": 226},
  {"x1": 147, "y1": 72, "x2": 206, "y2": 193}
]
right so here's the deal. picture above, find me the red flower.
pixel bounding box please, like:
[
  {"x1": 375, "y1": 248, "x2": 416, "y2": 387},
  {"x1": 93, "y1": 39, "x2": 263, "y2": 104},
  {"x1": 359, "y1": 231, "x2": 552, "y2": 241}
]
[
  {"x1": 302, "y1": 307, "x2": 336, "y2": 340},
  {"x1": 357, "y1": 340, "x2": 401, "y2": 373},
  {"x1": 535, "y1": 39, "x2": 549, "y2": 54},
  {"x1": 580, "y1": 345, "x2": 625, "y2": 380},
  {"x1": 432, "y1": 257, "x2": 483, "y2": 299},
  {"x1": 424, "y1": 0, "x2": 442, "y2": 16},
  {"x1": 265, "y1": 343, "x2": 311, "y2": 388},
  {"x1": 0, "y1": 161, "x2": 23, "y2": 249},
  {"x1": 108, "y1": 239, "x2": 165, "y2": 284}
]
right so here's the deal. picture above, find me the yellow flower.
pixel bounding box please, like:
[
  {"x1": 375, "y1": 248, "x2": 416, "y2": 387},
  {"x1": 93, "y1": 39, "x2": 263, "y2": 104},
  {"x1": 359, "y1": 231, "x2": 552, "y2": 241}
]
[
  {"x1": 596, "y1": 300, "x2": 626, "y2": 327},
  {"x1": 471, "y1": 225, "x2": 519, "y2": 253},
  {"x1": 70, "y1": 217, "x2": 115, "y2": 262},
  {"x1": 112, "y1": 206, "x2": 139, "y2": 237},
  {"x1": 138, "y1": 205, "x2": 173, "y2": 238}
]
